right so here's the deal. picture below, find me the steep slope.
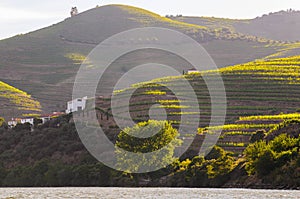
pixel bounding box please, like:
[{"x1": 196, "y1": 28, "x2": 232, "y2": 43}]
[
  {"x1": 201, "y1": 113, "x2": 300, "y2": 153},
  {"x1": 0, "y1": 81, "x2": 41, "y2": 119},
  {"x1": 175, "y1": 10, "x2": 300, "y2": 42},
  {"x1": 0, "y1": 4, "x2": 285, "y2": 117},
  {"x1": 100, "y1": 55, "x2": 300, "y2": 129}
]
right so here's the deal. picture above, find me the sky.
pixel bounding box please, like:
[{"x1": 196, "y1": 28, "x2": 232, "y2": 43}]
[{"x1": 1, "y1": 0, "x2": 300, "y2": 40}]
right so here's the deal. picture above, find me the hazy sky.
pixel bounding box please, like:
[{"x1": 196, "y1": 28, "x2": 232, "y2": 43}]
[{"x1": 1, "y1": 0, "x2": 300, "y2": 40}]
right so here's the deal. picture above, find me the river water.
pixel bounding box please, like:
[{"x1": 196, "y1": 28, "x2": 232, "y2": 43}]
[{"x1": 0, "y1": 187, "x2": 299, "y2": 199}]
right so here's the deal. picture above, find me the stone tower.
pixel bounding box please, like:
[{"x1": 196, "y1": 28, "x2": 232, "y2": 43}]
[{"x1": 70, "y1": 7, "x2": 79, "y2": 17}]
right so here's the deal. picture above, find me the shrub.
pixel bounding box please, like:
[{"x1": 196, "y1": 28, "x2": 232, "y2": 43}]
[{"x1": 250, "y1": 129, "x2": 266, "y2": 143}]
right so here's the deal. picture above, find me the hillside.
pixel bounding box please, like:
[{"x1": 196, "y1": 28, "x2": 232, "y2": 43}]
[
  {"x1": 102, "y1": 55, "x2": 300, "y2": 127},
  {"x1": 175, "y1": 10, "x2": 300, "y2": 42},
  {"x1": 0, "y1": 4, "x2": 286, "y2": 118},
  {"x1": 175, "y1": 9, "x2": 300, "y2": 42},
  {"x1": 200, "y1": 113, "x2": 300, "y2": 153},
  {"x1": 0, "y1": 81, "x2": 41, "y2": 119}
]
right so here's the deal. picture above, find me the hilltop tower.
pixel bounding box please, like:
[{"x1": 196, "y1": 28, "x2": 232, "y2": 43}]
[{"x1": 70, "y1": 7, "x2": 79, "y2": 17}]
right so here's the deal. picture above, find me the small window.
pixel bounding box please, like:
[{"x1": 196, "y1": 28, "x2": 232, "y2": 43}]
[
  {"x1": 78, "y1": 106, "x2": 82, "y2": 111},
  {"x1": 77, "y1": 99, "x2": 82, "y2": 102}
]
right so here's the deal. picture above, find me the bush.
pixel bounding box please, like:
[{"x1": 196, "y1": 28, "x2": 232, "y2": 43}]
[
  {"x1": 250, "y1": 129, "x2": 266, "y2": 143},
  {"x1": 116, "y1": 120, "x2": 182, "y2": 173},
  {"x1": 244, "y1": 134, "x2": 300, "y2": 177},
  {"x1": 256, "y1": 150, "x2": 275, "y2": 176}
]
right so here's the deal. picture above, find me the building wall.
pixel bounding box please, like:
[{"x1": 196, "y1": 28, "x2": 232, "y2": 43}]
[
  {"x1": 66, "y1": 97, "x2": 87, "y2": 113},
  {"x1": 20, "y1": 118, "x2": 34, "y2": 125}
]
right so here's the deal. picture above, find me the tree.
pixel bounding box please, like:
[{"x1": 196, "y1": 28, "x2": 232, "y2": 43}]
[
  {"x1": 250, "y1": 129, "x2": 266, "y2": 143},
  {"x1": 205, "y1": 146, "x2": 235, "y2": 178},
  {"x1": 243, "y1": 140, "x2": 269, "y2": 175},
  {"x1": 255, "y1": 149, "x2": 275, "y2": 176},
  {"x1": 0, "y1": 117, "x2": 8, "y2": 129},
  {"x1": 0, "y1": 117, "x2": 5, "y2": 127},
  {"x1": 205, "y1": 145, "x2": 225, "y2": 160},
  {"x1": 270, "y1": 134, "x2": 298, "y2": 153},
  {"x1": 115, "y1": 120, "x2": 182, "y2": 174},
  {"x1": 13, "y1": 123, "x2": 31, "y2": 131},
  {"x1": 33, "y1": 118, "x2": 43, "y2": 128},
  {"x1": 244, "y1": 134, "x2": 300, "y2": 177}
]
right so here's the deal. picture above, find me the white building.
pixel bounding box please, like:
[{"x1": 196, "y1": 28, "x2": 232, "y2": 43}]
[
  {"x1": 8, "y1": 118, "x2": 20, "y2": 127},
  {"x1": 40, "y1": 112, "x2": 64, "y2": 123},
  {"x1": 20, "y1": 118, "x2": 34, "y2": 125},
  {"x1": 186, "y1": 69, "x2": 200, "y2": 74},
  {"x1": 7, "y1": 117, "x2": 34, "y2": 128},
  {"x1": 66, "y1": 96, "x2": 88, "y2": 114},
  {"x1": 7, "y1": 112, "x2": 64, "y2": 128}
]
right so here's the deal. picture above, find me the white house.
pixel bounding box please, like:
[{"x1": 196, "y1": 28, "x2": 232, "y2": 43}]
[
  {"x1": 8, "y1": 117, "x2": 34, "y2": 127},
  {"x1": 20, "y1": 117, "x2": 34, "y2": 125},
  {"x1": 40, "y1": 112, "x2": 64, "y2": 123},
  {"x1": 66, "y1": 96, "x2": 88, "y2": 114},
  {"x1": 7, "y1": 117, "x2": 34, "y2": 127},
  {"x1": 8, "y1": 118, "x2": 20, "y2": 127},
  {"x1": 7, "y1": 112, "x2": 64, "y2": 128},
  {"x1": 186, "y1": 68, "x2": 200, "y2": 74}
]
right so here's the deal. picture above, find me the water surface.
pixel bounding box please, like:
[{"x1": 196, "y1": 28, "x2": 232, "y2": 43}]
[{"x1": 0, "y1": 187, "x2": 299, "y2": 199}]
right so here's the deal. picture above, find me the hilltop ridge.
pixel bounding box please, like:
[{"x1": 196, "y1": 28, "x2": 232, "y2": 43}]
[
  {"x1": 0, "y1": 4, "x2": 297, "y2": 117},
  {"x1": 175, "y1": 9, "x2": 300, "y2": 41}
]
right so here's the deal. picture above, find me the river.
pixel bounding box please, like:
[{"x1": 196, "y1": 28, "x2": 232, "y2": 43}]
[{"x1": 0, "y1": 187, "x2": 299, "y2": 199}]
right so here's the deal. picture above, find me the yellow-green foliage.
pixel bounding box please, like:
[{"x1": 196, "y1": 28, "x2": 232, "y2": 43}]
[
  {"x1": 116, "y1": 55, "x2": 300, "y2": 93},
  {"x1": 65, "y1": 53, "x2": 89, "y2": 65},
  {"x1": 159, "y1": 105, "x2": 190, "y2": 109},
  {"x1": 0, "y1": 81, "x2": 41, "y2": 112},
  {"x1": 215, "y1": 55, "x2": 300, "y2": 84},
  {"x1": 22, "y1": 113, "x2": 41, "y2": 118},
  {"x1": 144, "y1": 90, "x2": 166, "y2": 95},
  {"x1": 244, "y1": 134, "x2": 300, "y2": 176},
  {"x1": 112, "y1": 55, "x2": 300, "y2": 127},
  {"x1": 264, "y1": 42, "x2": 300, "y2": 59},
  {"x1": 169, "y1": 112, "x2": 199, "y2": 115},
  {"x1": 157, "y1": 99, "x2": 181, "y2": 105},
  {"x1": 117, "y1": 4, "x2": 207, "y2": 31},
  {"x1": 240, "y1": 113, "x2": 300, "y2": 121},
  {"x1": 178, "y1": 159, "x2": 192, "y2": 172},
  {"x1": 205, "y1": 124, "x2": 277, "y2": 131},
  {"x1": 0, "y1": 117, "x2": 4, "y2": 127},
  {"x1": 224, "y1": 131, "x2": 253, "y2": 136}
]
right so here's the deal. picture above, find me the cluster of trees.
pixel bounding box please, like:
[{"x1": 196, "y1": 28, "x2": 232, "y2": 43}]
[
  {"x1": 244, "y1": 134, "x2": 300, "y2": 187},
  {"x1": 165, "y1": 14, "x2": 183, "y2": 18},
  {"x1": 167, "y1": 146, "x2": 236, "y2": 187},
  {"x1": 0, "y1": 159, "x2": 113, "y2": 187},
  {"x1": 0, "y1": 114, "x2": 299, "y2": 188},
  {"x1": 0, "y1": 114, "x2": 84, "y2": 167}
]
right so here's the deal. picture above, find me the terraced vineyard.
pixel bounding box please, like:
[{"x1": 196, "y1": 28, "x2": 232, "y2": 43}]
[
  {"x1": 104, "y1": 55, "x2": 300, "y2": 123},
  {"x1": 0, "y1": 4, "x2": 291, "y2": 118},
  {"x1": 200, "y1": 113, "x2": 300, "y2": 153},
  {"x1": 0, "y1": 81, "x2": 41, "y2": 119},
  {"x1": 93, "y1": 55, "x2": 300, "y2": 153}
]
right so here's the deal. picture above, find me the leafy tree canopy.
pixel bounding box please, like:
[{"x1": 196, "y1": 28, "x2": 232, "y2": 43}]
[{"x1": 115, "y1": 120, "x2": 182, "y2": 173}]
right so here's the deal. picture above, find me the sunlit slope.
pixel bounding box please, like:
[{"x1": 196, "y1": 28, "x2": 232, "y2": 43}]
[
  {"x1": 175, "y1": 10, "x2": 300, "y2": 41},
  {"x1": 200, "y1": 113, "x2": 300, "y2": 153},
  {"x1": 0, "y1": 81, "x2": 41, "y2": 119},
  {"x1": 0, "y1": 4, "x2": 287, "y2": 114},
  {"x1": 106, "y1": 55, "x2": 300, "y2": 129}
]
